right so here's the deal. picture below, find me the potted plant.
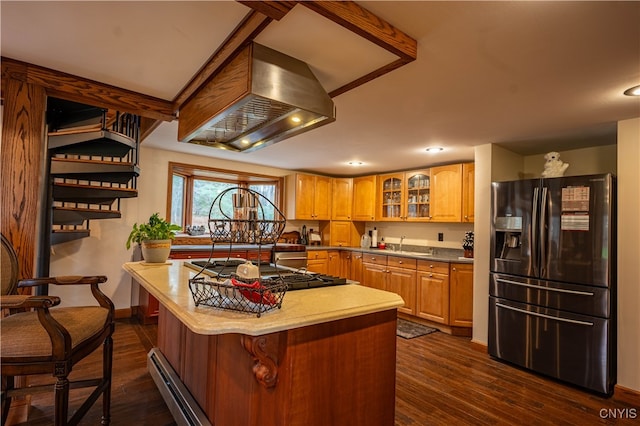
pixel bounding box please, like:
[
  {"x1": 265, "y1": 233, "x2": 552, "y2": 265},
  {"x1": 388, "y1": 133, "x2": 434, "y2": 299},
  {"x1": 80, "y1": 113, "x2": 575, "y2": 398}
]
[
  {"x1": 126, "y1": 213, "x2": 181, "y2": 263},
  {"x1": 462, "y1": 231, "x2": 474, "y2": 258}
]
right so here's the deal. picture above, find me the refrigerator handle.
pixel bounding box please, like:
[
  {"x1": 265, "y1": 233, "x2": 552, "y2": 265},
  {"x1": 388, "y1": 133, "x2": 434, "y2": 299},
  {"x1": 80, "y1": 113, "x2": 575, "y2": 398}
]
[
  {"x1": 540, "y1": 186, "x2": 548, "y2": 276},
  {"x1": 495, "y1": 302, "x2": 594, "y2": 326},
  {"x1": 531, "y1": 187, "x2": 539, "y2": 276}
]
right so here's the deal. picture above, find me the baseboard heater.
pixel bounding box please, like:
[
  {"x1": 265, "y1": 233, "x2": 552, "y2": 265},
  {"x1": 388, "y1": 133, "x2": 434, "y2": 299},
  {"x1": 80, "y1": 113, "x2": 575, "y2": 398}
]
[{"x1": 147, "y1": 348, "x2": 211, "y2": 426}]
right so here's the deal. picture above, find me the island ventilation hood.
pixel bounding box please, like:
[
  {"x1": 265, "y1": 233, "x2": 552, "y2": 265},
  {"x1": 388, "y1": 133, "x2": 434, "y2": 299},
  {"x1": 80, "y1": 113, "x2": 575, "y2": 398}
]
[{"x1": 177, "y1": 43, "x2": 336, "y2": 153}]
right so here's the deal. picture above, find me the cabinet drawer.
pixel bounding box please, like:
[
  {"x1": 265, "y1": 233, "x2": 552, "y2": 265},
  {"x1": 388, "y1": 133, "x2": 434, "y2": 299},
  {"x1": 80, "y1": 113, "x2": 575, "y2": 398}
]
[
  {"x1": 387, "y1": 256, "x2": 417, "y2": 269},
  {"x1": 417, "y1": 260, "x2": 449, "y2": 274},
  {"x1": 307, "y1": 250, "x2": 328, "y2": 260},
  {"x1": 362, "y1": 253, "x2": 387, "y2": 266}
]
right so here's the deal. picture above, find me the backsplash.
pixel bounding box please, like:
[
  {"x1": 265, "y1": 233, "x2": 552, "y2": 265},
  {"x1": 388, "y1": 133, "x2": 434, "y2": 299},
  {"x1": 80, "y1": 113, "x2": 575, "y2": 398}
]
[{"x1": 285, "y1": 220, "x2": 473, "y2": 250}]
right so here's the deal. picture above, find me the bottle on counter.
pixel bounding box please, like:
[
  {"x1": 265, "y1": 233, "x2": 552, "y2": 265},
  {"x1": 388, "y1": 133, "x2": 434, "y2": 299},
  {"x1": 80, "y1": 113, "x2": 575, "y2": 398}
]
[{"x1": 378, "y1": 238, "x2": 386, "y2": 249}]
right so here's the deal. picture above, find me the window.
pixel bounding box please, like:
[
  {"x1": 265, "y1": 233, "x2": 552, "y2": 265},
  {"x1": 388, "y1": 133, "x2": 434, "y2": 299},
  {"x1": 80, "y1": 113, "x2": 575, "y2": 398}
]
[{"x1": 167, "y1": 162, "x2": 283, "y2": 230}]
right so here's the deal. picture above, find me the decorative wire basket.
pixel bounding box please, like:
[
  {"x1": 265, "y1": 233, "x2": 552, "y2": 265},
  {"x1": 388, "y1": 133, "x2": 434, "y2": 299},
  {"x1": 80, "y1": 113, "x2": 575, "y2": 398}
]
[
  {"x1": 189, "y1": 275, "x2": 287, "y2": 318},
  {"x1": 188, "y1": 187, "x2": 288, "y2": 317},
  {"x1": 207, "y1": 187, "x2": 286, "y2": 244}
]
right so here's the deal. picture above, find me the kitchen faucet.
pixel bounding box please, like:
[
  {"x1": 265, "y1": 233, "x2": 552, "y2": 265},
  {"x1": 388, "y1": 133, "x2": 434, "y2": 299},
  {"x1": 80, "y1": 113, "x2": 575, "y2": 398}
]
[{"x1": 400, "y1": 236, "x2": 406, "y2": 252}]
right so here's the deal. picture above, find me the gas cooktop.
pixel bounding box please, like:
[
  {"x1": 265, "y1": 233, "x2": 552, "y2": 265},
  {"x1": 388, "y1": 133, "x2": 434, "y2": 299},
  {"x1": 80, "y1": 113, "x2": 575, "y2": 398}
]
[{"x1": 186, "y1": 259, "x2": 348, "y2": 291}]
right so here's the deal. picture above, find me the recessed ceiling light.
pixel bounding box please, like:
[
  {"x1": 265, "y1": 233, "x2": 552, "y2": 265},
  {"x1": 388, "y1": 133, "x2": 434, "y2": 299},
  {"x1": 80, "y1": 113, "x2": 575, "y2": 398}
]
[
  {"x1": 425, "y1": 147, "x2": 444, "y2": 153},
  {"x1": 348, "y1": 161, "x2": 364, "y2": 166},
  {"x1": 623, "y1": 84, "x2": 640, "y2": 96},
  {"x1": 241, "y1": 139, "x2": 250, "y2": 145},
  {"x1": 291, "y1": 116, "x2": 302, "y2": 123}
]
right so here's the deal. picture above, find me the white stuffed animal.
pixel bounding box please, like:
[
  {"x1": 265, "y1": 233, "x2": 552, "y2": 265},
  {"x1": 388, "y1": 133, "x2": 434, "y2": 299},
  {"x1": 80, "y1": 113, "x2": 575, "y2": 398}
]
[{"x1": 542, "y1": 151, "x2": 569, "y2": 177}]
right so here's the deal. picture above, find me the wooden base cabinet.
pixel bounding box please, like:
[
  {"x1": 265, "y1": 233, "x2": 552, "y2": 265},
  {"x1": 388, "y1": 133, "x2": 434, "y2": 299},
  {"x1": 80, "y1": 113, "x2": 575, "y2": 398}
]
[
  {"x1": 416, "y1": 260, "x2": 473, "y2": 334},
  {"x1": 350, "y1": 251, "x2": 364, "y2": 282},
  {"x1": 307, "y1": 250, "x2": 328, "y2": 274},
  {"x1": 387, "y1": 265, "x2": 416, "y2": 316},
  {"x1": 327, "y1": 250, "x2": 341, "y2": 276},
  {"x1": 416, "y1": 261, "x2": 450, "y2": 324},
  {"x1": 361, "y1": 254, "x2": 416, "y2": 315},
  {"x1": 449, "y1": 263, "x2": 474, "y2": 327}
]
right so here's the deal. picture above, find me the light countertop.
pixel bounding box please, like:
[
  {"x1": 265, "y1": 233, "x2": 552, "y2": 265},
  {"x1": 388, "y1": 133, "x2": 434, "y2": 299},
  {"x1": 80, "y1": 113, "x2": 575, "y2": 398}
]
[{"x1": 123, "y1": 260, "x2": 404, "y2": 337}]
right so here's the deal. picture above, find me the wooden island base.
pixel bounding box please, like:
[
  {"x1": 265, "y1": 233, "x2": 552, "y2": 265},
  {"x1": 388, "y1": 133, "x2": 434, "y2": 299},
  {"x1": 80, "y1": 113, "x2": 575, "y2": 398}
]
[{"x1": 156, "y1": 305, "x2": 398, "y2": 426}]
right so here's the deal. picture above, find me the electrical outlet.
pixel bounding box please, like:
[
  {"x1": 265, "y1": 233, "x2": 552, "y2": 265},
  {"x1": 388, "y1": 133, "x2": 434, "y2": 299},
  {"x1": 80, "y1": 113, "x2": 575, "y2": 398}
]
[{"x1": 438, "y1": 233, "x2": 444, "y2": 241}]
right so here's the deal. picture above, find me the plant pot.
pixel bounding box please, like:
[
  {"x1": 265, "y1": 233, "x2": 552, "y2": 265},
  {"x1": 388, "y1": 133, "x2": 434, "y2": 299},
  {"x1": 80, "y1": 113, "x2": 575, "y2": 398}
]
[
  {"x1": 463, "y1": 249, "x2": 474, "y2": 258},
  {"x1": 141, "y1": 239, "x2": 172, "y2": 263}
]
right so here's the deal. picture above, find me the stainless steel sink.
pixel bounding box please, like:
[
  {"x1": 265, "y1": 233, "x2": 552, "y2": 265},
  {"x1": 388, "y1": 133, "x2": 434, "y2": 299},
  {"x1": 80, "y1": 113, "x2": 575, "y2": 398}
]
[{"x1": 395, "y1": 251, "x2": 433, "y2": 257}]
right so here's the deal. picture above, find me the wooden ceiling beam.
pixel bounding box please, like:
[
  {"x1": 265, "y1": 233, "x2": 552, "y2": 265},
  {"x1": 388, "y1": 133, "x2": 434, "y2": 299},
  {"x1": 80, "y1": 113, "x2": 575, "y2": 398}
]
[
  {"x1": 172, "y1": 10, "x2": 273, "y2": 110},
  {"x1": 300, "y1": 1, "x2": 417, "y2": 97},
  {"x1": 236, "y1": 1, "x2": 297, "y2": 21},
  {"x1": 329, "y1": 58, "x2": 408, "y2": 99},
  {"x1": 1, "y1": 57, "x2": 176, "y2": 122},
  {"x1": 301, "y1": 1, "x2": 417, "y2": 61}
]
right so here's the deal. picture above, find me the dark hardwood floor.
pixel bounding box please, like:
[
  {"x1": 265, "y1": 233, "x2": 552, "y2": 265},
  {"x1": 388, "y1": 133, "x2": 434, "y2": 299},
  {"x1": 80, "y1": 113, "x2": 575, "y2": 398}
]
[{"x1": 8, "y1": 318, "x2": 639, "y2": 425}]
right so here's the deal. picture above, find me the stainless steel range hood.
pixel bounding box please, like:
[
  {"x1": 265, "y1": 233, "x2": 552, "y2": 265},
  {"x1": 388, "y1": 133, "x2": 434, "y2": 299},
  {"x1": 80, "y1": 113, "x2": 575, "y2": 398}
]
[{"x1": 177, "y1": 43, "x2": 336, "y2": 153}]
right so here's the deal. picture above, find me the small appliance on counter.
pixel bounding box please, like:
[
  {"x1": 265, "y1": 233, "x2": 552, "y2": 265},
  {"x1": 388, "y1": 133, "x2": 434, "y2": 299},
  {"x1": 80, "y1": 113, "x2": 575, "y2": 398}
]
[{"x1": 360, "y1": 233, "x2": 371, "y2": 249}]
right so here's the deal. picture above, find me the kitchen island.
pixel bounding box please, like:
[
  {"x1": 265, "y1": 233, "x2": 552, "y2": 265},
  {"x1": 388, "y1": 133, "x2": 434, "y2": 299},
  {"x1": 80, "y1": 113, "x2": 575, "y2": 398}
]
[{"x1": 124, "y1": 260, "x2": 404, "y2": 426}]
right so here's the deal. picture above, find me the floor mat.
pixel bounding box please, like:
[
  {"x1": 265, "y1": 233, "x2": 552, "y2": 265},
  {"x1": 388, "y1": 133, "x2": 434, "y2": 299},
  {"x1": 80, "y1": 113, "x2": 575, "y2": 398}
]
[{"x1": 396, "y1": 318, "x2": 438, "y2": 339}]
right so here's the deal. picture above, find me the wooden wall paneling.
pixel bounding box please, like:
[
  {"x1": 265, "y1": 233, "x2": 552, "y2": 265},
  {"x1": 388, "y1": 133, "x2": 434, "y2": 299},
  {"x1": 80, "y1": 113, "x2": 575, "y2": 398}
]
[
  {"x1": 157, "y1": 305, "x2": 186, "y2": 375},
  {"x1": 182, "y1": 328, "x2": 216, "y2": 413},
  {"x1": 1, "y1": 78, "x2": 47, "y2": 280},
  {"x1": 284, "y1": 310, "x2": 397, "y2": 425},
  {"x1": 211, "y1": 332, "x2": 287, "y2": 426}
]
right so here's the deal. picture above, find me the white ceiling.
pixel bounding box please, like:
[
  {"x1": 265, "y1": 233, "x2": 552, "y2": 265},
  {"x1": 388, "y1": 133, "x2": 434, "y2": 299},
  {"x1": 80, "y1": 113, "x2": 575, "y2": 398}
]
[{"x1": 2, "y1": 1, "x2": 639, "y2": 176}]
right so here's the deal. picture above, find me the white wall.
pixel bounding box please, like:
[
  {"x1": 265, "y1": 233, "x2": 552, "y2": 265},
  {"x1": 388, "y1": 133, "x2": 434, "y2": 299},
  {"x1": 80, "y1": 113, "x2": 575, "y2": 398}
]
[
  {"x1": 523, "y1": 144, "x2": 617, "y2": 178},
  {"x1": 616, "y1": 117, "x2": 640, "y2": 391},
  {"x1": 49, "y1": 146, "x2": 291, "y2": 309}
]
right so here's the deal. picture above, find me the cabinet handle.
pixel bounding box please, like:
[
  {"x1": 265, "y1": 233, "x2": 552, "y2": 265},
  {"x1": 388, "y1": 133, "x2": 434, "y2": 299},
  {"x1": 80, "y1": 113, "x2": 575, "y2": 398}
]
[
  {"x1": 429, "y1": 273, "x2": 433, "y2": 277},
  {"x1": 452, "y1": 267, "x2": 457, "y2": 271},
  {"x1": 430, "y1": 264, "x2": 434, "y2": 268}
]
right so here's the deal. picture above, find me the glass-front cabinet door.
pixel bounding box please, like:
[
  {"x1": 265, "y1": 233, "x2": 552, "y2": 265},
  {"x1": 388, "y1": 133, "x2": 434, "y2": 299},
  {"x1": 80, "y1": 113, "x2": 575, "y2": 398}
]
[
  {"x1": 378, "y1": 173, "x2": 404, "y2": 220},
  {"x1": 406, "y1": 170, "x2": 431, "y2": 220}
]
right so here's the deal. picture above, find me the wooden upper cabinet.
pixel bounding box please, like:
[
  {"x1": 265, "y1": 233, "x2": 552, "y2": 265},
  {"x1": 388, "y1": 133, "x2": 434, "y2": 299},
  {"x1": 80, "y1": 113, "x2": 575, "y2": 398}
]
[
  {"x1": 377, "y1": 172, "x2": 405, "y2": 221},
  {"x1": 352, "y1": 175, "x2": 377, "y2": 221},
  {"x1": 405, "y1": 170, "x2": 431, "y2": 221},
  {"x1": 462, "y1": 162, "x2": 475, "y2": 223},
  {"x1": 329, "y1": 221, "x2": 352, "y2": 247},
  {"x1": 430, "y1": 164, "x2": 462, "y2": 222},
  {"x1": 314, "y1": 176, "x2": 332, "y2": 220},
  {"x1": 286, "y1": 173, "x2": 331, "y2": 220},
  {"x1": 332, "y1": 178, "x2": 353, "y2": 220},
  {"x1": 377, "y1": 170, "x2": 430, "y2": 221}
]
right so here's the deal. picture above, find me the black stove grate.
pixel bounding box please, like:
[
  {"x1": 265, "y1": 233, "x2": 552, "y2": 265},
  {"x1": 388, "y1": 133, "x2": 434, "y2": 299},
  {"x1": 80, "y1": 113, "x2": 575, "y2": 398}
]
[{"x1": 188, "y1": 260, "x2": 347, "y2": 290}]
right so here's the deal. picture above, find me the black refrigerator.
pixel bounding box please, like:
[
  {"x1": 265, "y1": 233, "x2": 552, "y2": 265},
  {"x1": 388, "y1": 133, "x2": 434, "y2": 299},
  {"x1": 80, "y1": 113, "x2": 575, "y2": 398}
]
[{"x1": 488, "y1": 173, "x2": 616, "y2": 395}]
